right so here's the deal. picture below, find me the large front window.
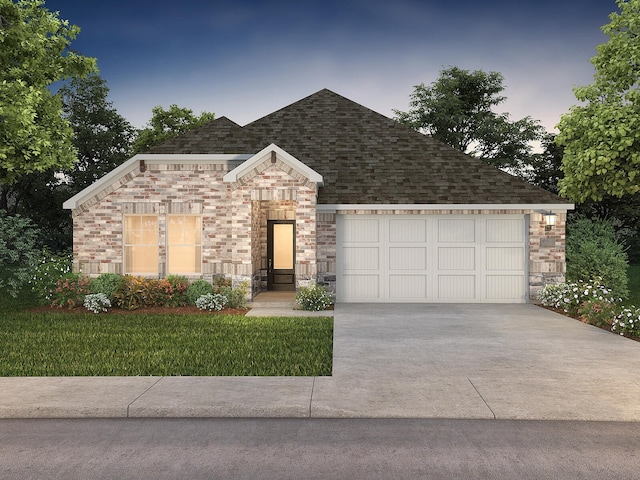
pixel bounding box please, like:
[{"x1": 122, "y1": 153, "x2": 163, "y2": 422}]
[
  {"x1": 168, "y1": 215, "x2": 202, "y2": 274},
  {"x1": 124, "y1": 215, "x2": 158, "y2": 274}
]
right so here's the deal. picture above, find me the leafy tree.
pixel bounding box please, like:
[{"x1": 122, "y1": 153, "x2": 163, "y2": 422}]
[
  {"x1": 0, "y1": 210, "x2": 41, "y2": 297},
  {"x1": 394, "y1": 67, "x2": 544, "y2": 174},
  {"x1": 0, "y1": 0, "x2": 96, "y2": 185},
  {"x1": 59, "y1": 73, "x2": 135, "y2": 189},
  {"x1": 557, "y1": 0, "x2": 640, "y2": 202},
  {"x1": 132, "y1": 104, "x2": 215, "y2": 153},
  {"x1": 525, "y1": 134, "x2": 564, "y2": 195}
]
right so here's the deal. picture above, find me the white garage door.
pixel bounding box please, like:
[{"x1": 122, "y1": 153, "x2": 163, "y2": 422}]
[{"x1": 336, "y1": 214, "x2": 527, "y2": 303}]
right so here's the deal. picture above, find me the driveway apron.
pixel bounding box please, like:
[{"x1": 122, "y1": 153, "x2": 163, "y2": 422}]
[{"x1": 311, "y1": 303, "x2": 640, "y2": 420}]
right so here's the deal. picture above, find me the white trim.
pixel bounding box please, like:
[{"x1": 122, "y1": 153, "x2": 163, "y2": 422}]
[
  {"x1": 223, "y1": 143, "x2": 324, "y2": 186},
  {"x1": 63, "y1": 153, "x2": 252, "y2": 210},
  {"x1": 317, "y1": 203, "x2": 574, "y2": 213}
]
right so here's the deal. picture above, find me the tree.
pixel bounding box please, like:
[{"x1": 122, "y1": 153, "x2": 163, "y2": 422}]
[
  {"x1": 59, "y1": 73, "x2": 135, "y2": 189},
  {"x1": 525, "y1": 133, "x2": 564, "y2": 195},
  {"x1": 0, "y1": 210, "x2": 41, "y2": 297},
  {"x1": 394, "y1": 67, "x2": 544, "y2": 174},
  {"x1": 132, "y1": 105, "x2": 215, "y2": 153},
  {"x1": 0, "y1": 0, "x2": 96, "y2": 185},
  {"x1": 557, "y1": 0, "x2": 640, "y2": 203}
]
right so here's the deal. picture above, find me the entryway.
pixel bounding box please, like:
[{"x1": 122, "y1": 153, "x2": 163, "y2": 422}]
[{"x1": 267, "y1": 220, "x2": 296, "y2": 291}]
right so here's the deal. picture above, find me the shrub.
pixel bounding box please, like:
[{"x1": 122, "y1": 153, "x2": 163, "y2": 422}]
[
  {"x1": 90, "y1": 273, "x2": 123, "y2": 300},
  {"x1": 112, "y1": 275, "x2": 158, "y2": 310},
  {"x1": 51, "y1": 274, "x2": 92, "y2": 309},
  {"x1": 576, "y1": 298, "x2": 617, "y2": 328},
  {"x1": 219, "y1": 281, "x2": 249, "y2": 308},
  {"x1": 84, "y1": 293, "x2": 111, "y2": 314},
  {"x1": 537, "y1": 279, "x2": 616, "y2": 315},
  {"x1": 612, "y1": 306, "x2": 640, "y2": 338},
  {"x1": 296, "y1": 284, "x2": 333, "y2": 311},
  {"x1": 195, "y1": 293, "x2": 228, "y2": 311},
  {"x1": 186, "y1": 280, "x2": 214, "y2": 305},
  {"x1": 30, "y1": 249, "x2": 73, "y2": 303},
  {"x1": 158, "y1": 275, "x2": 189, "y2": 306},
  {"x1": 566, "y1": 216, "x2": 629, "y2": 299},
  {"x1": 0, "y1": 211, "x2": 41, "y2": 297}
]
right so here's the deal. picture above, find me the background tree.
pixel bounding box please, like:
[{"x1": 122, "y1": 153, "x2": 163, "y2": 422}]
[
  {"x1": 0, "y1": 211, "x2": 41, "y2": 297},
  {"x1": 59, "y1": 73, "x2": 135, "y2": 189},
  {"x1": 525, "y1": 133, "x2": 564, "y2": 195},
  {"x1": 132, "y1": 105, "x2": 215, "y2": 153},
  {"x1": 394, "y1": 66, "x2": 544, "y2": 175},
  {"x1": 0, "y1": 0, "x2": 96, "y2": 186},
  {"x1": 557, "y1": 0, "x2": 640, "y2": 202}
]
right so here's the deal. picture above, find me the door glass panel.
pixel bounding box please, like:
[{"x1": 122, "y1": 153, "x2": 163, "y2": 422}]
[{"x1": 273, "y1": 224, "x2": 294, "y2": 269}]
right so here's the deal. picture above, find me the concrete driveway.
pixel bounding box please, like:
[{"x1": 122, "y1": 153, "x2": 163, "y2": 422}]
[
  {"x1": 1, "y1": 303, "x2": 639, "y2": 420},
  {"x1": 311, "y1": 303, "x2": 640, "y2": 420}
]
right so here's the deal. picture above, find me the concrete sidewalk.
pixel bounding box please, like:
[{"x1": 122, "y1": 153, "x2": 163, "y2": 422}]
[{"x1": 1, "y1": 304, "x2": 640, "y2": 420}]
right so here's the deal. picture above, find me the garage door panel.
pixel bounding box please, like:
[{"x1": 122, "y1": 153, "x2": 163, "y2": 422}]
[
  {"x1": 438, "y1": 219, "x2": 475, "y2": 243},
  {"x1": 389, "y1": 275, "x2": 427, "y2": 299},
  {"x1": 438, "y1": 247, "x2": 475, "y2": 270},
  {"x1": 438, "y1": 275, "x2": 476, "y2": 299},
  {"x1": 486, "y1": 247, "x2": 525, "y2": 271},
  {"x1": 343, "y1": 275, "x2": 380, "y2": 299},
  {"x1": 389, "y1": 247, "x2": 427, "y2": 270},
  {"x1": 343, "y1": 218, "x2": 379, "y2": 242},
  {"x1": 389, "y1": 219, "x2": 427, "y2": 243},
  {"x1": 343, "y1": 247, "x2": 379, "y2": 270},
  {"x1": 486, "y1": 275, "x2": 525, "y2": 300},
  {"x1": 486, "y1": 219, "x2": 525, "y2": 243}
]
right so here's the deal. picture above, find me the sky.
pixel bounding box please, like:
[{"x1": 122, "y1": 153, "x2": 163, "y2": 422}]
[{"x1": 45, "y1": 0, "x2": 616, "y2": 133}]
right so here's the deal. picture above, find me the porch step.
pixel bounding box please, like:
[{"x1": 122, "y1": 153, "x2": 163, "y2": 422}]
[
  {"x1": 248, "y1": 301, "x2": 299, "y2": 309},
  {"x1": 248, "y1": 292, "x2": 298, "y2": 310}
]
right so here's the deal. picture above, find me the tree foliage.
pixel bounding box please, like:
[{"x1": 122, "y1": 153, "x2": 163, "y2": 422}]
[
  {"x1": 132, "y1": 104, "x2": 215, "y2": 153},
  {"x1": 59, "y1": 73, "x2": 135, "y2": 189},
  {"x1": 557, "y1": 0, "x2": 640, "y2": 202},
  {"x1": 0, "y1": 0, "x2": 96, "y2": 185},
  {"x1": 394, "y1": 67, "x2": 543, "y2": 174},
  {"x1": 0, "y1": 210, "x2": 41, "y2": 297}
]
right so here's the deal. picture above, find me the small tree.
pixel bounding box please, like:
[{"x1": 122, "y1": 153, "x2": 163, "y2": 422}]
[{"x1": 0, "y1": 211, "x2": 41, "y2": 297}]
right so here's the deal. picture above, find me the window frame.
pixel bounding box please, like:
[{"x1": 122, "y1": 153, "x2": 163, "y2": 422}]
[
  {"x1": 166, "y1": 214, "x2": 203, "y2": 275},
  {"x1": 123, "y1": 214, "x2": 159, "y2": 275}
]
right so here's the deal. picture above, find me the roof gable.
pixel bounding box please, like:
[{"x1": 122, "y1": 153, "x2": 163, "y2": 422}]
[{"x1": 223, "y1": 144, "x2": 323, "y2": 188}]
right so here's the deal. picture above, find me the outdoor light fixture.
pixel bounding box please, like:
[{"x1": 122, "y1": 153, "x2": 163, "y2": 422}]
[{"x1": 543, "y1": 212, "x2": 557, "y2": 231}]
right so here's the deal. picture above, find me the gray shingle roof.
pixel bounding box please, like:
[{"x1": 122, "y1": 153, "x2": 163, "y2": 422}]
[{"x1": 147, "y1": 89, "x2": 570, "y2": 206}]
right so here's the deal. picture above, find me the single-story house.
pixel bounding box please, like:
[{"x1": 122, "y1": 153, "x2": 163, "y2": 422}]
[{"x1": 64, "y1": 89, "x2": 574, "y2": 303}]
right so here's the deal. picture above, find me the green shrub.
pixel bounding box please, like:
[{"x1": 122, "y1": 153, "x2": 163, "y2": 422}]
[
  {"x1": 219, "y1": 281, "x2": 249, "y2": 308},
  {"x1": 30, "y1": 249, "x2": 73, "y2": 304},
  {"x1": 0, "y1": 211, "x2": 41, "y2": 298},
  {"x1": 83, "y1": 293, "x2": 111, "y2": 314},
  {"x1": 50, "y1": 274, "x2": 92, "y2": 309},
  {"x1": 90, "y1": 273, "x2": 123, "y2": 300},
  {"x1": 186, "y1": 279, "x2": 214, "y2": 305},
  {"x1": 566, "y1": 216, "x2": 629, "y2": 299},
  {"x1": 536, "y1": 279, "x2": 616, "y2": 315},
  {"x1": 296, "y1": 284, "x2": 334, "y2": 311}
]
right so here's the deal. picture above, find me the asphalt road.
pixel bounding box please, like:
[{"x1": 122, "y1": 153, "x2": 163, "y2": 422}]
[{"x1": 1, "y1": 418, "x2": 638, "y2": 479}]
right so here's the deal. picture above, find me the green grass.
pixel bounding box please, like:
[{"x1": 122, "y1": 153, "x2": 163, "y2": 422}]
[
  {"x1": 627, "y1": 264, "x2": 640, "y2": 305},
  {"x1": 0, "y1": 312, "x2": 333, "y2": 376}
]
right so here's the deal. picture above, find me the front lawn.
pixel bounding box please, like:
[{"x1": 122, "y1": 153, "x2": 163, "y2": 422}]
[{"x1": 0, "y1": 312, "x2": 333, "y2": 376}]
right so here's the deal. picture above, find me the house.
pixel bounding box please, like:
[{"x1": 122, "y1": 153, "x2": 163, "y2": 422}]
[{"x1": 63, "y1": 89, "x2": 574, "y2": 303}]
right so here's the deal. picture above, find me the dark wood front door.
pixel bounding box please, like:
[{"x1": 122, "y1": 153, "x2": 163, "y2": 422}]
[{"x1": 267, "y1": 220, "x2": 295, "y2": 291}]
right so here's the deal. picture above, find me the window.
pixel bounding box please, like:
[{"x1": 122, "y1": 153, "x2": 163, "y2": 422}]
[
  {"x1": 124, "y1": 215, "x2": 158, "y2": 274},
  {"x1": 168, "y1": 215, "x2": 202, "y2": 274}
]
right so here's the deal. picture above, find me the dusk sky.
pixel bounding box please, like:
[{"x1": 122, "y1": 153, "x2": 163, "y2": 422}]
[{"x1": 45, "y1": 0, "x2": 616, "y2": 133}]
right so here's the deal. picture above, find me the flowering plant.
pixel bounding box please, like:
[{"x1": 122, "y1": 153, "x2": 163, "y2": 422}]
[
  {"x1": 50, "y1": 274, "x2": 92, "y2": 309},
  {"x1": 296, "y1": 284, "x2": 333, "y2": 311},
  {"x1": 30, "y1": 250, "x2": 73, "y2": 303},
  {"x1": 537, "y1": 279, "x2": 616, "y2": 315},
  {"x1": 612, "y1": 306, "x2": 640, "y2": 338},
  {"x1": 83, "y1": 293, "x2": 111, "y2": 314},
  {"x1": 195, "y1": 293, "x2": 227, "y2": 311}
]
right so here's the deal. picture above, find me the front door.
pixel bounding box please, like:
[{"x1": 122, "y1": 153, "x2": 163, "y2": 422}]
[{"x1": 267, "y1": 220, "x2": 295, "y2": 291}]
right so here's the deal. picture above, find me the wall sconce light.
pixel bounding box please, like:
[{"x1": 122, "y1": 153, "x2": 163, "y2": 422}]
[
  {"x1": 139, "y1": 159, "x2": 146, "y2": 172},
  {"x1": 543, "y1": 212, "x2": 557, "y2": 231}
]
